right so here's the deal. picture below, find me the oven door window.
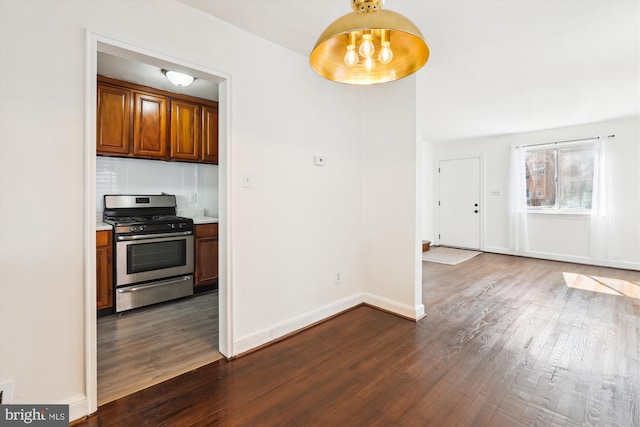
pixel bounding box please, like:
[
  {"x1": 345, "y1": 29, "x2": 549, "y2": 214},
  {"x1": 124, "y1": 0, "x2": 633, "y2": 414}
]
[{"x1": 127, "y1": 239, "x2": 187, "y2": 274}]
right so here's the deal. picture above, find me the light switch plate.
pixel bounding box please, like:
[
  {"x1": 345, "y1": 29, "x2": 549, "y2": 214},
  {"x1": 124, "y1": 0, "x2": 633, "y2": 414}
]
[{"x1": 0, "y1": 380, "x2": 14, "y2": 404}]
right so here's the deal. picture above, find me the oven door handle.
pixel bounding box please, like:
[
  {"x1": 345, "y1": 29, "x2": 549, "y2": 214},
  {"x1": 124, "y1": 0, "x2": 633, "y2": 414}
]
[
  {"x1": 117, "y1": 231, "x2": 193, "y2": 241},
  {"x1": 117, "y1": 276, "x2": 193, "y2": 293}
]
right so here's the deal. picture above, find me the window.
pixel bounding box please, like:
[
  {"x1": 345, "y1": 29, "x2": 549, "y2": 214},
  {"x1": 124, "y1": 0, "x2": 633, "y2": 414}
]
[{"x1": 525, "y1": 143, "x2": 595, "y2": 211}]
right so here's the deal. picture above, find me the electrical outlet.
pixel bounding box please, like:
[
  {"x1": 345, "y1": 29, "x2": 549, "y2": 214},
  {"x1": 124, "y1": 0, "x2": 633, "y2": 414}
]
[
  {"x1": 334, "y1": 269, "x2": 342, "y2": 285},
  {"x1": 0, "y1": 380, "x2": 14, "y2": 404}
]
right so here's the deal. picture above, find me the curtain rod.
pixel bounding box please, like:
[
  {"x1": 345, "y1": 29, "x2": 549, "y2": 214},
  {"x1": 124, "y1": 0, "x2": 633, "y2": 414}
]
[{"x1": 517, "y1": 134, "x2": 615, "y2": 149}]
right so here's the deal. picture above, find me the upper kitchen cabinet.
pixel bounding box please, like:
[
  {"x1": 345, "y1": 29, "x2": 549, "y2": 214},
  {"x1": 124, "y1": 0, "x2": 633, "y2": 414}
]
[
  {"x1": 201, "y1": 105, "x2": 219, "y2": 164},
  {"x1": 97, "y1": 75, "x2": 218, "y2": 164},
  {"x1": 133, "y1": 91, "x2": 168, "y2": 160},
  {"x1": 170, "y1": 99, "x2": 201, "y2": 161},
  {"x1": 97, "y1": 84, "x2": 131, "y2": 155}
]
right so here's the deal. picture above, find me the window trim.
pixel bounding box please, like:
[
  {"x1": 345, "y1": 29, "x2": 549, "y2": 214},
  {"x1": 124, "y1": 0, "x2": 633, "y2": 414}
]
[{"x1": 527, "y1": 209, "x2": 592, "y2": 216}]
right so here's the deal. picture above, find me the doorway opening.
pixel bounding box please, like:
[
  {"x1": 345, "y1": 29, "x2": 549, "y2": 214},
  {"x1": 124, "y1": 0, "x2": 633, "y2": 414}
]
[{"x1": 85, "y1": 34, "x2": 232, "y2": 412}]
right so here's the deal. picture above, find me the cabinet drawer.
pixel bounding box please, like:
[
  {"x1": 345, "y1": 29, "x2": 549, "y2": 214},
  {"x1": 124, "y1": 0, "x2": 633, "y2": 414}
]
[
  {"x1": 195, "y1": 223, "x2": 218, "y2": 238},
  {"x1": 96, "y1": 230, "x2": 112, "y2": 247}
]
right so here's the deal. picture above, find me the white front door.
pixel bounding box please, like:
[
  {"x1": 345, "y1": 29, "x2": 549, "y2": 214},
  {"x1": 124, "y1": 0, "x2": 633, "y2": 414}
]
[{"x1": 438, "y1": 157, "x2": 481, "y2": 250}]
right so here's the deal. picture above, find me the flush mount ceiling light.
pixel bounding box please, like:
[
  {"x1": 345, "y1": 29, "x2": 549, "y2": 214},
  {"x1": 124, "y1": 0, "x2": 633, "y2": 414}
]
[
  {"x1": 310, "y1": 0, "x2": 429, "y2": 85},
  {"x1": 162, "y1": 70, "x2": 195, "y2": 87}
]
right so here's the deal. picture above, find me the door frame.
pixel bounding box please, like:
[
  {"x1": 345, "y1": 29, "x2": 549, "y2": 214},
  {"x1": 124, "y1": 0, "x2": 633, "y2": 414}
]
[
  {"x1": 83, "y1": 31, "x2": 234, "y2": 415},
  {"x1": 435, "y1": 154, "x2": 485, "y2": 250}
]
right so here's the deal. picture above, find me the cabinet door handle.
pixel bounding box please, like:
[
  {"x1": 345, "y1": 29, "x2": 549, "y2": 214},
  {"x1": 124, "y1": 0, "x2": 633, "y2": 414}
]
[{"x1": 117, "y1": 275, "x2": 192, "y2": 293}]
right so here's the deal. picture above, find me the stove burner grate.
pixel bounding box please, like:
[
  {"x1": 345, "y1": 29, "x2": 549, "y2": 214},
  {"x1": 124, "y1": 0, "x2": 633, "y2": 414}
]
[
  {"x1": 107, "y1": 216, "x2": 146, "y2": 224},
  {"x1": 151, "y1": 215, "x2": 181, "y2": 221}
]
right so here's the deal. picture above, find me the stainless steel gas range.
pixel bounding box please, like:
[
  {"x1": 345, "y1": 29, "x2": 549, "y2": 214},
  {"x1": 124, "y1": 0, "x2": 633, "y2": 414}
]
[{"x1": 103, "y1": 194, "x2": 194, "y2": 313}]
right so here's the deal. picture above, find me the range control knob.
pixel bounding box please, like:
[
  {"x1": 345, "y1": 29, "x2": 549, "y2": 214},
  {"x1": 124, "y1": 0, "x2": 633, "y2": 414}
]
[
  {"x1": 139, "y1": 225, "x2": 145, "y2": 231},
  {"x1": 130, "y1": 226, "x2": 136, "y2": 232}
]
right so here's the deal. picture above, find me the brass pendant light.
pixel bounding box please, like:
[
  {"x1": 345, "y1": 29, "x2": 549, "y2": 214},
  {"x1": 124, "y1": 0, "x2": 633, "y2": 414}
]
[{"x1": 310, "y1": 0, "x2": 429, "y2": 85}]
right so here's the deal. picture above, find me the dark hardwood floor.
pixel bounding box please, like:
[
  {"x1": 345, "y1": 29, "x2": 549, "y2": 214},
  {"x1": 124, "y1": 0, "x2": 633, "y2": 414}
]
[
  {"x1": 97, "y1": 291, "x2": 222, "y2": 405},
  {"x1": 75, "y1": 253, "x2": 640, "y2": 426}
]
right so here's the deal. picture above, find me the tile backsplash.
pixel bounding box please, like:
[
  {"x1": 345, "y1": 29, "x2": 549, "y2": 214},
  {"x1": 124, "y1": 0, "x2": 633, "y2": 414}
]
[{"x1": 96, "y1": 156, "x2": 218, "y2": 217}]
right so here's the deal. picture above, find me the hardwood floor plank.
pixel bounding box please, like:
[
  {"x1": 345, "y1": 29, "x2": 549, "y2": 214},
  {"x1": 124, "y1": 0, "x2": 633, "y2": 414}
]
[
  {"x1": 97, "y1": 291, "x2": 222, "y2": 405},
  {"x1": 75, "y1": 254, "x2": 640, "y2": 426}
]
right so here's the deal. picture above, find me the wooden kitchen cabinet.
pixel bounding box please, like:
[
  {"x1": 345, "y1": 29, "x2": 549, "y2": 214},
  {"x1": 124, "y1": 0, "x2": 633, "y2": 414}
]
[
  {"x1": 97, "y1": 84, "x2": 131, "y2": 155},
  {"x1": 201, "y1": 105, "x2": 219, "y2": 164},
  {"x1": 194, "y1": 223, "x2": 218, "y2": 289},
  {"x1": 96, "y1": 230, "x2": 113, "y2": 313},
  {"x1": 97, "y1": 76, "x2": 218, "y2": 164},
  {"x1": 171, "y1": 99, "x2": 201, "y2": 161},
  {"x1": 133, "y1": 91, "x2": 168, "y2": 159}
]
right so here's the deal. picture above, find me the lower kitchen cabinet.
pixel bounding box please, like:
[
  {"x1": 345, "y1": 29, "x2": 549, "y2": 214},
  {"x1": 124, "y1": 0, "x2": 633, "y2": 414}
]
[
  {"x1": 96, "y1": 230, "x2": 113, "y2": 313},
  {"x1": 194, "y1": 223, "x2": 218, "y2": 290}
]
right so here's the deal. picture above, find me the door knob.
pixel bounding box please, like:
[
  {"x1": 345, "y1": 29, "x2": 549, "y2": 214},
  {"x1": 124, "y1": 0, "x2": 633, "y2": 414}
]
[{"x1": 474, "y1": 210, "x2": 479, "y2": 213}]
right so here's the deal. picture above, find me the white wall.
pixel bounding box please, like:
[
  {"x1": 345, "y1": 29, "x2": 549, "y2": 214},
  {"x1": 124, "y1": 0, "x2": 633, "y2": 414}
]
[
  {"x1": 362, "y1": 77, "x2": 425, "y2": 319},
  {"x1": 96, "y1": 156, "x2": 219, "y2": 217},
  {"x1": 226, "y1": 12, "x2": 367, "y2": 350},
  {"x1": 429, "y1": 116, "x2": 640, "y2": 269},
  {"x1": 0, "y1": 0, "x2": 422, "y2": 418}
]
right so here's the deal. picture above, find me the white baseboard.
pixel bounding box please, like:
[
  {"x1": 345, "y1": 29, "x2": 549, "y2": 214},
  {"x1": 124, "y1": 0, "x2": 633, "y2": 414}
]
[
  {"x1": 233, "y1": 293, "x2": 363, "y2": 355},
  {"x1": 484, "y1": 246, "x2": 640, "y2": 271},
  {"x1": 233, "y1": 291, "x2": 426, "y2": 356},
  {"x1": 363, "y1": 292, "x2": 425, "y2": 320},
  {"x1": 68, "y1": 394, "x2": 89, "y2": 422}
]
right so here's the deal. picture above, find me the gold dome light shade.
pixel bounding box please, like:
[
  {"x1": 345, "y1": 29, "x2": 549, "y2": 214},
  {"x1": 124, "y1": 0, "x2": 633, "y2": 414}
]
[{"x1": 310, "y1": 0, "x2": 429, "y2": 85}]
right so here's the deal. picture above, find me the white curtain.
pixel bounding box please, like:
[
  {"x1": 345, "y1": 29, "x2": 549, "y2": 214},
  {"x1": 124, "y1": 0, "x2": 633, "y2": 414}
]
[
  {"x1": 590, "y1": 138, "x2": 612, "y2": 259},
  {"x1": 509, "y1": 146, "x2": 529, "y2": 252}
]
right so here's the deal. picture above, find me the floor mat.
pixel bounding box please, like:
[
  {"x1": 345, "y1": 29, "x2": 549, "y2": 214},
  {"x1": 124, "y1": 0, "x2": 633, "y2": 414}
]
[{"x1": 422, "y1": 246, "x2": 481, "y2": 265}]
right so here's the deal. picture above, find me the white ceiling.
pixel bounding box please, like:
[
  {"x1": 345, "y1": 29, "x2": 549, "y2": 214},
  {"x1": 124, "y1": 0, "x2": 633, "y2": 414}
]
[
  {"x1": 97, "y1": 52, "x2": 220, "y2": 101},
  {"x1": 178, "y1": 0, "x2": 639, "y2": 143}
]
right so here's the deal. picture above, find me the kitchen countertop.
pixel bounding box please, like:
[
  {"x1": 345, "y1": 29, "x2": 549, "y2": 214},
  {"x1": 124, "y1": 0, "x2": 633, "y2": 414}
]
[
  {"x1": 96, "y1": 221, "x2": 112, "y2": 231},
  {"x1": 191, "y1": 216, "x2": 219, "y2": 225},
  {"x1": 178, "y1": 208, "x2": 218, "y2": 225}
]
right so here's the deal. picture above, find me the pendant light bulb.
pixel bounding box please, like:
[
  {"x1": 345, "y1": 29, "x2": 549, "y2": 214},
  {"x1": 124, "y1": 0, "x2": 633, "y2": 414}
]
[
  {"x1": 344, "y1": 45, "x2": 358, "y2": 66},
  {"x1": 359, "y1": 33, "x2": 375, "y2": 58},
  {"x1": 378, "y1": 41, "x2": 393, "y2": 64},
  {"x1": 364, "y1": 56, "x2": 375, "y2": 71},
  {"x1": 344, "y1": 33, "x2": 359, "y2": 67}
]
